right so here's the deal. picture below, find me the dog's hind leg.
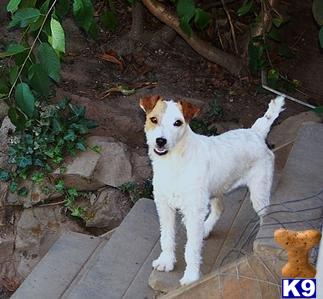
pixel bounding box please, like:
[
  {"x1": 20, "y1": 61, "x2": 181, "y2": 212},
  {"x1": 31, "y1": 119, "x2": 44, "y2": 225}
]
[
  {"x1": 203, "y1": 197, "x2": 224, "y2": 239},
  {"x1": 247, "y1": 155, "x2": 274, "y2": 215},
  {"x1": 180, "y1": 202, "x2": 208, "y2": 285}
]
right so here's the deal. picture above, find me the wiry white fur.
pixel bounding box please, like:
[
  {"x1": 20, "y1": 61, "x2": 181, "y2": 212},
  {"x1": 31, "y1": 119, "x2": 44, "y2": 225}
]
[{"x1": 144, "y1": 96, "x2": 285, "y2": 286}]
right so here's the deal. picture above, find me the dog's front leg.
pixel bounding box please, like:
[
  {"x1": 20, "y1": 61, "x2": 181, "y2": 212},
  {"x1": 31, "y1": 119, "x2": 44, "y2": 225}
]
[
  {"x1": 180, "y1": 207, "x2": 207, "y2": 285},
  {"x1": 152, "y1": 200, "x2": 176, "y2": 272}
]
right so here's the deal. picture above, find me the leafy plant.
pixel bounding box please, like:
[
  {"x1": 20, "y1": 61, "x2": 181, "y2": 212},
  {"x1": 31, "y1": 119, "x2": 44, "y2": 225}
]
[
  {"x1": 0, "y1": 0, "x2": 98, "y2": 217},
  {"x1": 176, "y1": 0, "x2": 211, "y2": 36},
  {"x1": 120, "y1": 179, "x2": 153, "y2": 203},
  {"x1": 190, "y1": 98, "x2": 223, "y2": 136},
  {"x1": 313, "y1": 0, "x2": 323, "y2": 48}
]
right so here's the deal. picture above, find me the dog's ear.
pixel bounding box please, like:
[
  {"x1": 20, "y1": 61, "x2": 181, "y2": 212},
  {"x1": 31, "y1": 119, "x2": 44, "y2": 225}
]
[
  {"x1": 139, "y1": 95, "x2": 162, "y2": 113},
  {"x1": 179, "y1": 100, "x2": 200, "y2": 122}
]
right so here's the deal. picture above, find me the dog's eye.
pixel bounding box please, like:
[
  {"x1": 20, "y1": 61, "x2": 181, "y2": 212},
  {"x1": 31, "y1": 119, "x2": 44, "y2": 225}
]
[
  {"x1": 150, "y1": 117, "x2": 158, "y2": 124},
  {"x1": 174, "y1": 120, "x2": 183, "y2": 127}
]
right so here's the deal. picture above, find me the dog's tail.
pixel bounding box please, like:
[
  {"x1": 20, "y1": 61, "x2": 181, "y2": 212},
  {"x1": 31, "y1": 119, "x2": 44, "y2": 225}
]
[{"x1": 251, "y1": 96, "x2": 285, "y2": 138}]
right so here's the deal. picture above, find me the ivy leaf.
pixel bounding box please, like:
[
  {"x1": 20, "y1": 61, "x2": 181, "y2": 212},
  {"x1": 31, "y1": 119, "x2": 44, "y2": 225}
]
[
  {"x1": 267, "y1": 27, "x2": 281, "y2": 42},
  {"x1": 180, "y1": 15, "x2": 193, "y2": 37},
  {"x1": 37, "y1": 43, "x2": 60, "y2": 82},
  {"x1": 15, "y1": 82, "x2": 35, "y2": 118},
  {"x1": 17, "y1": 156, "x2": 32, "y2": 168},
  {"x1": 100, "y1": 10, "x2": 118, "y2": 32},
  {"x1": 237, "y1": 0, "x2": 253, "y2": 17},
  {"x1": 55, "y1": 179, "x2": 65, "y2": 192},
  {"x1": 7, "y1": 0, "x2": 22, "y2": 13},
  {"x1": 0, "y1": 43, "x2": 28, "y2": 58},
  {"x1": 76, "y1": 141, "x2": 86, "y2": 151},
  {"x1": 9, "y1": 181, "x2": 18, "y2": 193},
  {"x1": 313, "y1": 106, "x2": 323, "y2": 113},
  {"x1": 0, "y1": 170, "x2": 11, "y2": 181},
  {"x1": 9, "y1": 8, "x2": 41, "y2": 28},
  {"x1": 319, "y1": 27, "x2": 323, "y2": 48},
  {"x1": 272, "y1": 16, "x2": 285, "y2": 28},
  {"x1": 177, "y1": 0, "x2": 195, "y2": 20},
  {"x1": 18, "y1": 186, "x2": 29, "y2": 197},
  {"x1": 50, "y1": 18, "x2": 65, "y2": 53},
  {"x1": 313, "y1": 0, "x2": 323, "y2": 26},
  {"x1": 267, "y1": 68, "x2": 279, "y2": 88},
  {"x1": 73, "y1": 0, "x2": 94, "y2": 32},
  {"x1": 194, "y1": 8, "x2": 211, "y2": 30},
  {"x1": 71, "y1": 207, "x2": 84, "y2": 218},
  {"x1": 28, "y1": 64, "x2": 50, "y2": 96}
]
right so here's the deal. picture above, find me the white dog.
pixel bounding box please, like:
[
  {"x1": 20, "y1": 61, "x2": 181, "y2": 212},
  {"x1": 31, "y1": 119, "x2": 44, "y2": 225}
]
[{"x1": 140, "y1": 95, "x2": 285, "y2": 285}]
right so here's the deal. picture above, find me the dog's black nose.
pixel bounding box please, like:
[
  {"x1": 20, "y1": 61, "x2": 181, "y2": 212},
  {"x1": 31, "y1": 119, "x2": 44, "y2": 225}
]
[{"x1": 156, "y1": 138, "x2": 167, "y2": 147}]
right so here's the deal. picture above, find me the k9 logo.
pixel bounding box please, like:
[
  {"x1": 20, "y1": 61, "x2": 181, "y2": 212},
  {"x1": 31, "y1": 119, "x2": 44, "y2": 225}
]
[{"x1": 282, "y1": 279, "x2": 316, "y2": 298}]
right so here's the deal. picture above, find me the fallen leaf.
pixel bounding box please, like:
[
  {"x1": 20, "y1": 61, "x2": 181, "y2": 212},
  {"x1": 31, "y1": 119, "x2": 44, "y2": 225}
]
[{"x1": 99, "y1": 50, "x2": 124, "y2": 70}]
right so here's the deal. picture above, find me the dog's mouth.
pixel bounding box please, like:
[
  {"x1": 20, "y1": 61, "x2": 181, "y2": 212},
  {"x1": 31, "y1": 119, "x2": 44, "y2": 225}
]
[{"x1": 154, "y1": 147, "x2": 168, "y2": 156}]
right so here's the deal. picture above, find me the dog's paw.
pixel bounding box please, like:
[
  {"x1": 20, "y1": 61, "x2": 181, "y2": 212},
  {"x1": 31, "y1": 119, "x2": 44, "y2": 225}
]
[
  {"x1": 180, "y1": 270, "x2": 200, "y2": 286},
  {"x1": 152, "y1": 252, "x2": 175, "y2": 272}
]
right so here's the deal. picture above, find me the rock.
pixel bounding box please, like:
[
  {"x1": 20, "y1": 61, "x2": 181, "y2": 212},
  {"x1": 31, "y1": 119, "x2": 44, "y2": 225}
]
[
  {"x1": 268, "y1": 111, "x2": 321, "y2": 174},
  {"x1": 56, "y1": 137, "x2": 105, "y2": 191},
  {"x1": 6, "y1": 178, "x2": 62, "y2": 208},
  {"x1": 93, "y1": 141, "x2": 133, "y2": 188},
  {"x1": 0, "y1": 117, "x2": 15, "y2": 168},
  {"x1": 131, "y1": 151, "x2": 152, "y2": 181},
  {"x1": 85, "y1": 187, "x2": 132, "y2": 229},
  {"x1": 14, "y1": 205, "x2": 84, "y2": 281},
  {"x1": 268, "y1": 111, "x2": 321, "y2": 149},
  {"x1": 58, "y1": 136, "x2": 133, "y2": 190},
  {"x1": 0, "y1": 101, "x2": 9, "y2": 122}
]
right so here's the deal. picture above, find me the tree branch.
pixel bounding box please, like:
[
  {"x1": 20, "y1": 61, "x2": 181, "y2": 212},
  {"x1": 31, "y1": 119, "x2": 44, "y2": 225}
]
[
  {"x1": 141, "y1": 0, "x2": 245, "y2": 76},
  {"x1": 130, "y1": 1, "x2": 144, "y2": 41}
]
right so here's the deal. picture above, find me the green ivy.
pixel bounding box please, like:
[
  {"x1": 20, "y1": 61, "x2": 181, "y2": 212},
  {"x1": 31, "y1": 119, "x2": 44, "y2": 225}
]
[{"x1": 0, "y1": 0, "x2": 100, "y2": 218}]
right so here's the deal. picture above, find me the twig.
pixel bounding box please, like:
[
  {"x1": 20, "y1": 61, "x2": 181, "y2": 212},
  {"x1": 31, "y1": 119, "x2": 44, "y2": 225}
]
[
  {"x1": 141, "y1": 0, "x2": 245, "y2": 76},
  {"x1": 220, "y1": 0, "x2": 239, "y2": 55},
  {"x1": 7, "y1": 0, "x2": 59, "y2": 100},
  {"x1": 35, "y1": 200, "x2": 65, "y2": 208},
  {"x1": 0, "y1": 183, "x2": 8, "y2": 226}
]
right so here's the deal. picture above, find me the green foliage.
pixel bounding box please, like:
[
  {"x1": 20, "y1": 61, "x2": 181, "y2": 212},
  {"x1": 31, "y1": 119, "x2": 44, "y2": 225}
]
[
  {"x1": 50, "y1": 17, "x2": 66, "y2": 53},
  {"x1": 176, "y1": 0, "x2": 211, "y2": 36},
  {"x1": 73, "y1": 0, "x2": 95, "y2": 33},
  {"x1": 190, "y1": 99, "x2": 223, "y2": 136},
  {"x1": 120, "y1": 179, "x2": 153, "y2": 203},
  {"x1": 0, "y1": 0, "x2": 99, "y2": 218},
  {"x1": 9, "y1": 7, "x2": 41, "y2": 28},
  {"x1": 314, "y1": 0, "x2": 323, "y2": 48},
  {"x1": 313, "y1": 0, "x2": 323, "y2": 26},
  {"x1": 100, "y1": 10, "x2": 118, "y2": 32},
  {"x1": 237, "y1": 0, "x2": 253, "y2": 17}
]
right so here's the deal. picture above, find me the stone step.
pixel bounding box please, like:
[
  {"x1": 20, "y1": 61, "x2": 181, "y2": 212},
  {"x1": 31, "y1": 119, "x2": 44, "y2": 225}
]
[
  {"x1": 254, "y1": 122, "x2": 323, "y2": 259},
  {"x1": 11, "y1": 231, "x2": 106, "y2": 299},
  {"x1": 162, "y1": 253, "x2": 282, "y2": 299},
  {"x1": 149, "y1": 188, "x2": 259, "y2": 293},
  {"x1": 63, "y1": 198, "x2": 160, "y2": 299}
]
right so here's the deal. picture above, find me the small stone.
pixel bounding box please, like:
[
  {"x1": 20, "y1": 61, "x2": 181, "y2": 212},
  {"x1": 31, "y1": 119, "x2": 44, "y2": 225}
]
[{"x1": 85, "y1": 187, "x2": 132, "y2": 229}]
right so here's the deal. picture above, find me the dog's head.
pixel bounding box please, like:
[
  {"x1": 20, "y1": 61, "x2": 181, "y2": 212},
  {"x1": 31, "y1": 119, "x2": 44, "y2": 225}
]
[{"x1": 140, "y1": 95, "x2": 200, "y2": 156}]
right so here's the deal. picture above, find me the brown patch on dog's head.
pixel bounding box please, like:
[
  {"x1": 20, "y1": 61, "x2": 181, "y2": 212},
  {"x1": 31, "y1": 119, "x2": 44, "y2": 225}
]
[
  {"x1": 140, "y1": 95, "x2": 163, "y2": 113},
  {"x1": 178, "y1": 100, "x2": 200, "y2": 123},
  {"x1": 140, "y1": 95, "x2": 167, "y2": 132}
]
